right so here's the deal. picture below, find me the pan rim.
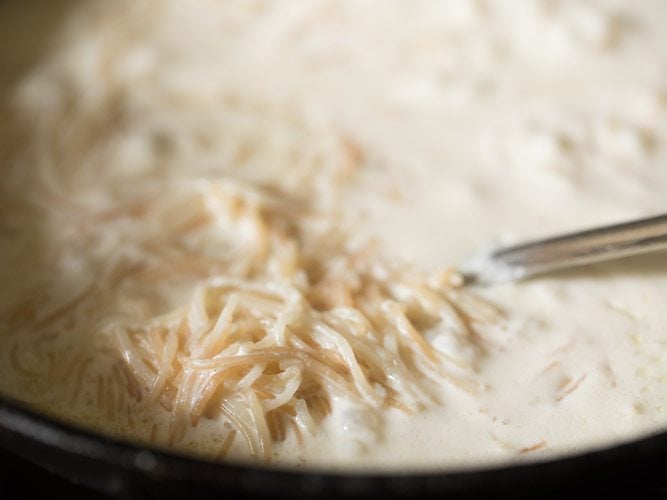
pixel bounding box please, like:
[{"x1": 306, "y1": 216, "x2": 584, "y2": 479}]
[{"x1": 1, "y1": 394, "x2": 666, "y2": 497}]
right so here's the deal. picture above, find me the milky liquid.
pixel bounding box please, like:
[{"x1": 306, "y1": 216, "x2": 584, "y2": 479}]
[{"x1": 1, "y1": 0, "x2": 667, "y2": 470}]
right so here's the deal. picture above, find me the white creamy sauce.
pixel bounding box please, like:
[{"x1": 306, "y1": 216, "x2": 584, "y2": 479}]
[{"x1": 1, "y1": 0, "x2": 667, "y2": 470}]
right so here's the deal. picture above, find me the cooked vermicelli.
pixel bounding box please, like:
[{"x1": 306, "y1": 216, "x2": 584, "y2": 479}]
[
  {"x1": 0, "y1": 8, "x2": 503, "y2": 457},
  {"x1": 0, "y1": 165, "x2": 497, "y2": 461},
  {"x1": 0, "y1": 0, "x2": 512, "y2": 463}
]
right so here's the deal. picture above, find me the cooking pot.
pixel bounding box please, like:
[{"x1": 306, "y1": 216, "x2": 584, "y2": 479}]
[
  {"x1": 1, "y1": 394, "x2": 666, "y2": 499},
  {"x1": 2, "y1": 1, "x2": 667, "y2": 498}
]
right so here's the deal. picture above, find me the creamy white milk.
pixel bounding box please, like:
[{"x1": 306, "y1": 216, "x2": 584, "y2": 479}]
[{"x1": 1, "y1": 0, "x2": 667, "y2": 470}]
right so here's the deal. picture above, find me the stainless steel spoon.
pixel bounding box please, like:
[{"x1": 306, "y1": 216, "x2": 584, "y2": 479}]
[{"x1": 463, "y1": 213, "x2": 667, "y2": 285}]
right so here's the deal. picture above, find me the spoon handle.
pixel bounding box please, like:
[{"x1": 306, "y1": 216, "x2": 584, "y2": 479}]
[{"x1": 467, "y1": 213, "x2": 667, "y2": 285}]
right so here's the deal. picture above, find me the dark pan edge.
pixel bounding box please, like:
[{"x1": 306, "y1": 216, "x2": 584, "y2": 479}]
[{"x1": 1, "y1": 395, "x2": 667, "y2": 499}]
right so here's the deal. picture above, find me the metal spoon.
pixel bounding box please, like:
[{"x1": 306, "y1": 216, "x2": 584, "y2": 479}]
[{"x1": 463, "y1": 213, "x2": 667, "y2": 285}]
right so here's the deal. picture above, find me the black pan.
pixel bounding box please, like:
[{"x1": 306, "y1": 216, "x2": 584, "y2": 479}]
[
  {"x1": 1, "y1": 394, "x2": 667, "y2": 499},
  {"x1": 2, "y1": 2, "x2": 667, "y2": 498}
]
